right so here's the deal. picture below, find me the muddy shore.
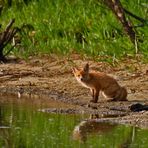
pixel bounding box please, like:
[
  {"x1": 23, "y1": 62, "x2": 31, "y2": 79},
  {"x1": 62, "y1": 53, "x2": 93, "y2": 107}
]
[{"x1": 0, "y1": 55, "x2": 148, "y2": 129}]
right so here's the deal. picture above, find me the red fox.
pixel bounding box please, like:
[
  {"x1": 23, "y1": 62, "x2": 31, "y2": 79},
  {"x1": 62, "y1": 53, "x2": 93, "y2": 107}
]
[{"x1": 72, "y1": 63, "x2": 127, "y2": 103}]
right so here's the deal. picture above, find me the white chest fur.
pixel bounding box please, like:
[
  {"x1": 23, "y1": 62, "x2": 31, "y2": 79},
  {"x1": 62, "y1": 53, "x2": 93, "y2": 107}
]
[{"x1": 76, "y1": 77, "x2": 90, "y2": 89}]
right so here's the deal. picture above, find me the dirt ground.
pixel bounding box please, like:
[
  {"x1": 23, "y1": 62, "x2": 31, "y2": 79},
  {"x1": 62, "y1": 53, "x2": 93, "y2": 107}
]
[{"x1": 0, "y1": 54, "x2": 148, "y2": 129}]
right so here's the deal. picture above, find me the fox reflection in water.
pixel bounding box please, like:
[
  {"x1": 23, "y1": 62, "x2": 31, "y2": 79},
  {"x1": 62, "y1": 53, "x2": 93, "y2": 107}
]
[{"x1": 73, "y1": 116, "x2": 117, "y2": 142}]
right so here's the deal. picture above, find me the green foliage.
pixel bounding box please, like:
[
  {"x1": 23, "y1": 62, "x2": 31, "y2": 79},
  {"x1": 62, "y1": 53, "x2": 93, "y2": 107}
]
[{"x1": 0, "y1": 0, "x2": 147, "y2": 60}]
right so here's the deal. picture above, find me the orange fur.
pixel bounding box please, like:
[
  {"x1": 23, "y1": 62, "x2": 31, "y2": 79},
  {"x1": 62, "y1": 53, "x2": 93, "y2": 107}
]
[{"x1": 72, "y1": 63, "x2": 127, "y2": 103}]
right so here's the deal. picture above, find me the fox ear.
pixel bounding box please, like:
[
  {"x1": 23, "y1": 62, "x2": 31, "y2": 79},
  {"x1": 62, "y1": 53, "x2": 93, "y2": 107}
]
[
  {"x1": 72, "y1": 67, "x2": 77, "y2": 73},
  {"x1": 83, "y1": 63, "x2": 89, "y2": 72}
]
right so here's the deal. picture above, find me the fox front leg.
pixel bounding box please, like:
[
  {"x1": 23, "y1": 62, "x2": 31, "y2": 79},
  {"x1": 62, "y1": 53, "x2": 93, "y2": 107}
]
[
  {"x1": 90, "y1": 89, "x2": 99, "y2": 103},
  {"x1": 94, "y1": 90, "x2": 99, "y2": 103},
  {"x1": 89, "y1": 89, "x2": 94, "y2": 102}
]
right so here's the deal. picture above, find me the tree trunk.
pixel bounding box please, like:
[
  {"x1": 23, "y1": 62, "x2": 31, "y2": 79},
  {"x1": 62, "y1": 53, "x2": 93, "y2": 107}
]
[{"x1": 102, "y1": 0, "x2": 136, "y2": 44}]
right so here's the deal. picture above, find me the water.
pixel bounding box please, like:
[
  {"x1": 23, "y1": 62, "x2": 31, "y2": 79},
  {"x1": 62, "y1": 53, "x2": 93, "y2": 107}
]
[{"x1": 0, "y1": 94, "x2": 148, "y2": 148}]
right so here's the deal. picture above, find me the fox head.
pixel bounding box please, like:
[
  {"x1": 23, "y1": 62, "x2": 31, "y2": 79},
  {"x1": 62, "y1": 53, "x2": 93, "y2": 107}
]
[{"x1": 72, "y1": 63, "x2": 89, "y2": 82}]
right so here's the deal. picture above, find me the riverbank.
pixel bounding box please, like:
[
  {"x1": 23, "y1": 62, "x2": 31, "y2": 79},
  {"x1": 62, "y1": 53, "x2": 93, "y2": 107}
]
[{"x1": 0, "y1": 55, "x2": 148, "y2": 128}]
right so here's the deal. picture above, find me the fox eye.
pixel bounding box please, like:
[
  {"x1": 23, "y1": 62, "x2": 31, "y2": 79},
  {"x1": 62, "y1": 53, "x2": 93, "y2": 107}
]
[{"x1": 77, "y1": 74, "x2": 80, "y2": 77}]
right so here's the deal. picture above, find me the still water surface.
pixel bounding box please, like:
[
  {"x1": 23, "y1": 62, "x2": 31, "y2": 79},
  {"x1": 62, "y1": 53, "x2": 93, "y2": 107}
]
[{"x1": 0, "y1": 94, "x2": 148, "y2": 148}]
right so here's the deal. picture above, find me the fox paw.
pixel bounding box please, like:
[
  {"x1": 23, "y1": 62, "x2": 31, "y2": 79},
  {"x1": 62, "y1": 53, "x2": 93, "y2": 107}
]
[
  {"x1": 90, "y1": 99, "x2": 97, "y2": 103},
  {"x1": 87, "y1": 104, "x2": 91, "y2": 108}
]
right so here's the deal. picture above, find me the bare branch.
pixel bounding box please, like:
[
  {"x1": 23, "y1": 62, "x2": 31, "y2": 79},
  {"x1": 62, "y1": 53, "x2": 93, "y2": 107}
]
[{"x1": 0, "y1": 19, "x2": 18, "y2": 62}]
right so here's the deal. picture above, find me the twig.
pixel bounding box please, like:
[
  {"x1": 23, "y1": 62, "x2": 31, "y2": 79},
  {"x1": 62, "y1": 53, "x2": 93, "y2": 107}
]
[{"x1": 123, "y1": 8, "x2": 147, "y2": 23}]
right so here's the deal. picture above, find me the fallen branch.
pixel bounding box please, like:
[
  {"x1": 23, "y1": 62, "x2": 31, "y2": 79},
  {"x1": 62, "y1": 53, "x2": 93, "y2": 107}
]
[{"x1": 0, "y1": 19, "x2": 18, "y2": 62}]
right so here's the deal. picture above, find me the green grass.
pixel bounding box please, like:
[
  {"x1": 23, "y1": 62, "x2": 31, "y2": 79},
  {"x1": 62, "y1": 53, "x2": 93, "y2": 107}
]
[{"x1": 0, "y1": 0, "x2": 148, "y2": 61}]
